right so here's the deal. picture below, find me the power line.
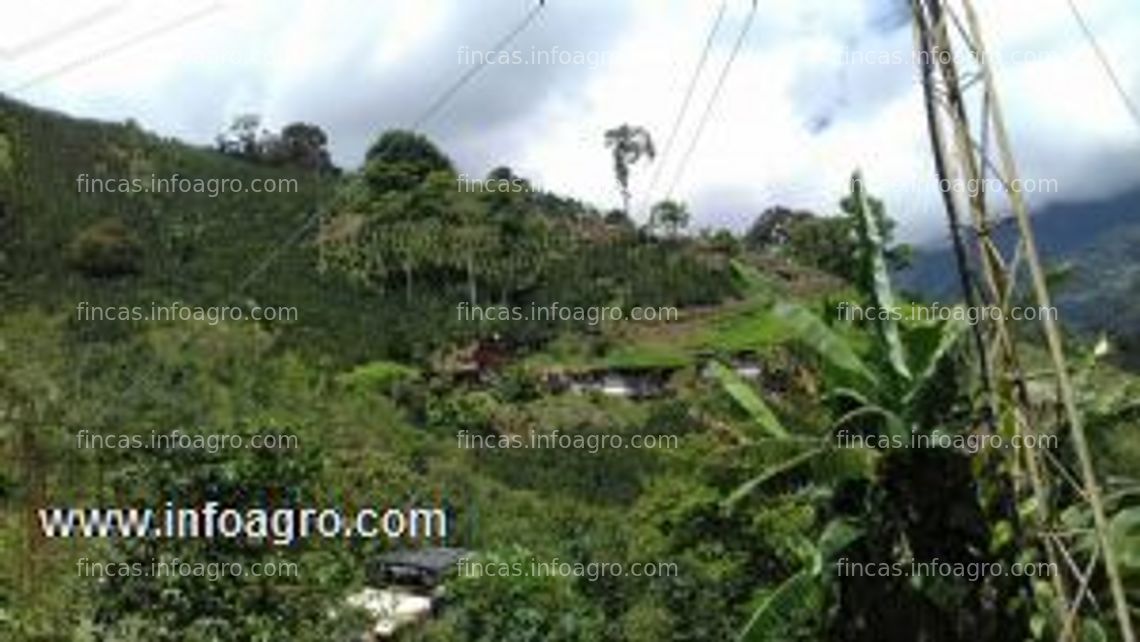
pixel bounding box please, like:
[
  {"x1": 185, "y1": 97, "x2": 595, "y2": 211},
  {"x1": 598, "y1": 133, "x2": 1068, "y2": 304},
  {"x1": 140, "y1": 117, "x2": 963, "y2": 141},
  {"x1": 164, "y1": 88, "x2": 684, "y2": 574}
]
[
  {"x1": 0, "y1": 3, "x2": 125, "y2": 61},
  {"x1": 412, "y1": 1, "x2": 547, "y2": 131},
  {"x1": 98, "y1": 207, "x2": 324, "y2": 420},
  {"x1": 102, "y1": 2, "x2": 545, "y2": 413},
  {"x1": 641, "y1": 0, "x2": 728, "y2": 212},
  {"x1": 6, "y1": 3, "x2": 224, "y2": 95},
  {"x1": 664, "y1": 1, "x2": 757, "y2": 202},
  {"x1": 1063, "y1": 0, "x2": 1140, "y2": 132},
  {"x1": 221, "y1": 1, "x2": 546, "y2": 308}
]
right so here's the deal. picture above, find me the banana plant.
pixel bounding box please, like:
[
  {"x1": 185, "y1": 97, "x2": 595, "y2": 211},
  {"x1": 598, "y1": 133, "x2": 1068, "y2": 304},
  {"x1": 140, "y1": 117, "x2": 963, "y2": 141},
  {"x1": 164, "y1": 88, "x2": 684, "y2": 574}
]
[
  {"x1": 716, "y1": 173, "x2": 971, "y2": 640},
  {"x1": 737, "y1": 519, "x2": 862, "y2": 641},
  {"x1": 717, "y1": 172, "x2": 969, "y2": 509}
]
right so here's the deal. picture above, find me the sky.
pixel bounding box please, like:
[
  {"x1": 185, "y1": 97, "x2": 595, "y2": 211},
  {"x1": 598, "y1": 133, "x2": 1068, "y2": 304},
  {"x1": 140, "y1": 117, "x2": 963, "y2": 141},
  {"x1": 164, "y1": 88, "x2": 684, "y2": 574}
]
[{"x1": 1, "y1": 0, "x2": 1138, "y2": 243}]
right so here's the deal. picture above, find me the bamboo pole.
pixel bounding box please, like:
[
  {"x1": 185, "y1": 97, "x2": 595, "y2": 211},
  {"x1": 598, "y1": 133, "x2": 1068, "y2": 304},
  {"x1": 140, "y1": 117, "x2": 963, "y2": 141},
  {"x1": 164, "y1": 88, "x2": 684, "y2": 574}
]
[
  {"x1": 911, "y1": 0, "x2": 1073, "y2": 632},
  {"x1": 957, "y1": 2, "x2": 1135, "y2": 639}
]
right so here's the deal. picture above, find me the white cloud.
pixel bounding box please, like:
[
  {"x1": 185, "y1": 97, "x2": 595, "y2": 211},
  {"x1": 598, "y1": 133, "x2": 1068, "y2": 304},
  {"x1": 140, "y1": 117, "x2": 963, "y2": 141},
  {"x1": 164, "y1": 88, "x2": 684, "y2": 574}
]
[{"x1": 1, "y1": 0, "x2": 1136, "y2": 242}]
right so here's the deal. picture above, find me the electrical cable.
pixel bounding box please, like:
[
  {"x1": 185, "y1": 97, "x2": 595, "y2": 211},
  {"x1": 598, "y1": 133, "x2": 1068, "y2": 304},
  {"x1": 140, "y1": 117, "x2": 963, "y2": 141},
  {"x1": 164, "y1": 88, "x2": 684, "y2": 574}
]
[
  {"x1": 413, "y1": 1, "x2": 547, "y2": 131},
  {"x1": 1064, "y1": 0, "x2": 1140, "y2": 132},
  {"x1": 664, "y1": 1, "x2": 757, "y2": 201},
  {"x1": 641, "y1": 0, "x2": 728, "y2": 211}
]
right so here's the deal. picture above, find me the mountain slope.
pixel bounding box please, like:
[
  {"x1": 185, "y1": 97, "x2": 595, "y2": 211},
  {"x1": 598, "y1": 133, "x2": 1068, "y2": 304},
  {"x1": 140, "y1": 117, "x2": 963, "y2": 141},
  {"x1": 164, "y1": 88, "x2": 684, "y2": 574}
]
[
  {"x1": 901, "y1": 187, "x2": 1140, "y2": 365},
  {"x1": 0, "y1": 95, "x2": 739, "y2": 365}
]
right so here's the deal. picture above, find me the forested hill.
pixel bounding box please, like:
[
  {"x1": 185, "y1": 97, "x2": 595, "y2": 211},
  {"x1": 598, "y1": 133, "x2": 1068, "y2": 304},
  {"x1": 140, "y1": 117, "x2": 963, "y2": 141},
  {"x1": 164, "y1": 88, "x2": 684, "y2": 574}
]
[
  {"x1": 0, "y1": 94, "x2": 338, "y2": 344},
  {"x1": 5, "y1": 92, "x2": 1140, "y2": 642},
  {"x1": 900, "y1": 187, "x2": 1140, "y2": 366},
  {"x1": 0, "y1": 94, "x2": 737, "y2": 364}
]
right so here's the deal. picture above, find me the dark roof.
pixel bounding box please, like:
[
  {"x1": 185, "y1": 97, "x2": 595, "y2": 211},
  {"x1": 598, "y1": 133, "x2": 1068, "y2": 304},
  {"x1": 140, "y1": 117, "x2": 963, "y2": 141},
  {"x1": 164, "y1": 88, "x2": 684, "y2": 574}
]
[{"x1": 371, "y1": 547, "x2": 470, "y2": 575}]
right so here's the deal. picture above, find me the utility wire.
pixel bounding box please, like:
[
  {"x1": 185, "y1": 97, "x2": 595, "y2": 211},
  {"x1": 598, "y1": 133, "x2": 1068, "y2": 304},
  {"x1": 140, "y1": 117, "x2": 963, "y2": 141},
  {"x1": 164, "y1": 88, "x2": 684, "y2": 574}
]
[
  {"x1": 412, "y1": 1, "x2": 546, "y2": 131},
  {"x1": 664, "y1": 1, "x2": 757, "y2": 201},
  {"x1": 641, "y1": 0, "x2": 728, "y2": 212},
  {"x1": 0, "y1": 3, "x2": 125, "y2": 60},
  {"x1": 104, "y1": 2, "x2": 546, "y2": 412},
  {"x1": 99, "y1": 207, "x2": 323, "y2": 421},
  {"x1": 7, "y1": 3, "x2": 223, "y2": 94},
  {"x1": 1064, "y1": 0, "x2": 1140, "y2": 132},
  {"x1": 222, "y1": 0, "x2": 546, "y2": 327},
  {"x1": 217, "y1": 1, "x2": 546, "y2": 312}
]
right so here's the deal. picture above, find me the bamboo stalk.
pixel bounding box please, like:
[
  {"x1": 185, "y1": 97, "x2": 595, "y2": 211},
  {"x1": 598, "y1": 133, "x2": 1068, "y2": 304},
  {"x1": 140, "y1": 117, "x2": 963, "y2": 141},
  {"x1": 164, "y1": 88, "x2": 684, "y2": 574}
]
[
  {"x1": 958, "y1": 2, "x2": 1135, "y2": 639},
  {"x1": 913, "y1": 0, "x2": 1073, "y2": 630}
]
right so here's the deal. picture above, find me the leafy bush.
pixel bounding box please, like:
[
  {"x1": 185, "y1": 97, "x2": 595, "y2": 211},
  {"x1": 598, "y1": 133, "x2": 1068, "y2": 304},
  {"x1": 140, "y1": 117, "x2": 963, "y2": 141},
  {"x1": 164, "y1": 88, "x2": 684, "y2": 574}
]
[
  {"x1": 427, "y1": 390, "x2": 502, "y2": 435},
  {"x1": 490, "y1": 365, "x2": 543, "y2": 403},
  {"x1": 423, "y1": 546, "x2": 605, "y2": 642},
  {"x1": 0, "y1": 132, "x2": 12, "y2": 177},
  {"x1": 66, "y1": 217, "x2": 143, "y2": 277},
  {"x1": 337, "y1": 360, "x2": 420, "y2": 393}
]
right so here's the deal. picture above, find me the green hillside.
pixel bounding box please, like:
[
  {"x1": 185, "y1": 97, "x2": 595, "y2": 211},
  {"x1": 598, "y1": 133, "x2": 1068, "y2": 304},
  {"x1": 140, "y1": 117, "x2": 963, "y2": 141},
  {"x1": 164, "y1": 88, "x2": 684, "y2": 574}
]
[
  {"x1": 1, "y1": 97, "x2": 1138, "y2": 642},
  {"x1": 0, "y1": 95, "x2": 741, "y2": 365},
  {"x1": 902, "y1": 188, "x2": 1140, "y2": 369}
]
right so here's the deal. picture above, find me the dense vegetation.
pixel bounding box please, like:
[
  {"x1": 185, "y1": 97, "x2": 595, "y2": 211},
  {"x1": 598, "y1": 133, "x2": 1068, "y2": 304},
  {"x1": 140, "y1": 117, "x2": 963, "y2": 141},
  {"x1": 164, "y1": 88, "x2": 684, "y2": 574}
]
[
  {"x1": 902, "y1": 187, "x2": 1140, "y2": 370},
  {"x1": 1, "y1": 94, "x2": 1137, "y2": 642}
]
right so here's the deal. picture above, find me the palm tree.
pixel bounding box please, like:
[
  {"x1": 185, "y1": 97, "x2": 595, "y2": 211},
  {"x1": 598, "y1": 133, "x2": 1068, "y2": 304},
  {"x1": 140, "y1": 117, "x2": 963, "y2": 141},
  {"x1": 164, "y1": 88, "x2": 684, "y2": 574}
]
[{"x1": 604, "y1": 124, "x2": 655, "y2": 216}]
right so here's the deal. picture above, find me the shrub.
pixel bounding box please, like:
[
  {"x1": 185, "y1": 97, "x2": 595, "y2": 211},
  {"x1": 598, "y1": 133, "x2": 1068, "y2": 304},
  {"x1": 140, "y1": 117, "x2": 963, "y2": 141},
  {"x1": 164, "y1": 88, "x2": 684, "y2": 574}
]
[
  {"x1": 338, "y1": 360, "x2": 420, "y2": 390},
  {"x1": 0, "y1": 132, "x2": 13, "y2": 177},
  {"x1": 66, "y1": 217, "x2": 143, "y2": 277},
  {"x1": 427, "y1": 390, "x2": 501, "y2": 434},
  {"x1": 426, "y1": 546, "x2": 605, "y2": 642}
]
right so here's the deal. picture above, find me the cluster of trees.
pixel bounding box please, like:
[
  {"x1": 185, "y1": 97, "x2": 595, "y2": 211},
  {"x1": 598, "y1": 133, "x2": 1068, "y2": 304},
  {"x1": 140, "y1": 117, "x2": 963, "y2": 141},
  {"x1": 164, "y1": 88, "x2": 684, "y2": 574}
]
[
  {"x1": 603, "y1": 124, "x2": 691, "y2": 238},
  {"x1": 318, "y1": 128, "x2": 734, "y2": 357},
  {"x1": 65, "y1": 217, "x2": 143, "y2": 278},
  {"x1": 215, "y1": 115, "x2": 338, "y2": 174},
  {"x1": 744, "y1": 192, "x2": 911, "y2": 287},
  {"x1": 0, "y1": 314, "x2": 422, "y2": 640},
  {"x1": 721, "y1": 177, "x2": 1140, "y2": 641},
  {"x1": 0, "y1": 117, "x2": 14, "y2": 280},
  {"x1": 322, "y1": 130, "x2": 562, "y2": 304},
  {"x1": 7, "y1": 88, "x2": 1140, "y2": 642}
]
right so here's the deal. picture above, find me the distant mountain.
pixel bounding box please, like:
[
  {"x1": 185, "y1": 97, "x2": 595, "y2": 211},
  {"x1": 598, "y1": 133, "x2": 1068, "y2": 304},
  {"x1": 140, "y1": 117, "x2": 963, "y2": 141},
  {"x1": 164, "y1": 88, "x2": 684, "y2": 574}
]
[{"x1": 900, "y1": 187, "x2": 1140, "y2": 365}]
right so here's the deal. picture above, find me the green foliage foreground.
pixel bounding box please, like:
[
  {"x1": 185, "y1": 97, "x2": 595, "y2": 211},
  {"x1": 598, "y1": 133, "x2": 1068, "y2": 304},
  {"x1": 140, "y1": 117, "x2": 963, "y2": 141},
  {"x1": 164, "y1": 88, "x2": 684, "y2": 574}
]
[{"x1": 0, "y1": 98, "x2": 1137, "y2": 642}]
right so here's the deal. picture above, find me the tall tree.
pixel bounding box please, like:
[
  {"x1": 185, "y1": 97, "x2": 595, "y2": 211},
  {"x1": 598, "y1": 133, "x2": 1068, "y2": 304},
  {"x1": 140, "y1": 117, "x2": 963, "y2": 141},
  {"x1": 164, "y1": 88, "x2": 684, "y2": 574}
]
[
  {"x1": 215, "y1": 117, "x2": 337, "y2": 173},
  {"x1": 604, "y1": 124, "x2": 655, "y2": 216},
  {"x1": 649, "y1": 199, "x2": 690, "y2": 238},
  {"x1": 216, "y1": 114, "x2": 263, "y2": 159},
  {"x1": 743, "y1": 185, "x2": 910, "y2": 286},
  {"x1": 268, "y1": 122, "x2": 336, "y2": 173},
  {"x1": 361, "y1": 130, "x2": 454, "y2": 195},
  {"x1": 744, "y1": 207, "x2": 815, "y2": 250},
  {"x1": 365, "y1": 130, "x2": 454, "y2": 175},
  {"x1": 445, "y1": 190, "x2": 495, "y2": 304}
]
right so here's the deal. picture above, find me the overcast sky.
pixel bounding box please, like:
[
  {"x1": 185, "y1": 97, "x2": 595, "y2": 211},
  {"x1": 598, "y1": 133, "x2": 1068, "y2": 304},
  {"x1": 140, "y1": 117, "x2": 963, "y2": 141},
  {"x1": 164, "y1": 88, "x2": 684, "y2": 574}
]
[{"x1": 1, "y1": 0, "x2": 1138, "y2": 242}]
